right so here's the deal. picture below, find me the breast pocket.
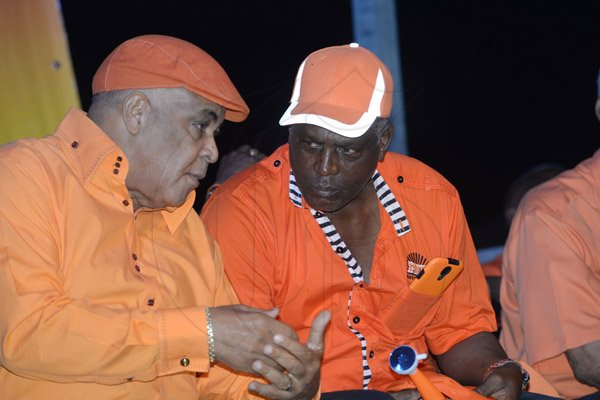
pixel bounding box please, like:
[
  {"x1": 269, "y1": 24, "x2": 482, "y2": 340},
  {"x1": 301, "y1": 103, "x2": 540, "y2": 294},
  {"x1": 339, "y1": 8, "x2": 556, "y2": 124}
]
[{"x1": 380, "y1": 286, "x2": 441, "y2": 335}]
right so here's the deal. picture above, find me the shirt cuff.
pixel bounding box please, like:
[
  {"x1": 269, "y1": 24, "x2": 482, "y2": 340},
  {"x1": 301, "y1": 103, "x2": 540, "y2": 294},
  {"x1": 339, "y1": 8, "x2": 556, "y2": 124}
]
[{"x1": 158, "y1": 306, "x2": 210, "y2": 376}]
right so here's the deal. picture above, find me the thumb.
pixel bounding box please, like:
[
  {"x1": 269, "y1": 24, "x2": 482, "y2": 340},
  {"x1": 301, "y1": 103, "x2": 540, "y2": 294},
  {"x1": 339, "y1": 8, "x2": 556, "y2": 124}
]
[{"x1": 306, "y1": 310, "x2": 331, "y2": 354}]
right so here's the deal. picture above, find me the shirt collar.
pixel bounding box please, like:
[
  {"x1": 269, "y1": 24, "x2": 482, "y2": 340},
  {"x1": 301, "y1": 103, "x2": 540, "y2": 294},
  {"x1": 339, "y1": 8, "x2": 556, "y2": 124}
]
[
  {"x1": 160, "y1": 191, "x2": 196, "y2": 234},
  {"x1": 56, "y1": 107, "x2": 194, "y2": 234},
  {"x1": 55, "y1": 107, "x2": 123, "y2": 187}
]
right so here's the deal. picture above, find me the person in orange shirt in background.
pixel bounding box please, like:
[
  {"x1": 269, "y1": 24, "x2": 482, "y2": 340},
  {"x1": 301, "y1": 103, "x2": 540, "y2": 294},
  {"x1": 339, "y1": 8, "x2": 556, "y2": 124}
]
[
  {"x1": 480, "y1": 163, "x2": 565, "y2": 335},
  {"x1": 0, "y1": 34, "x2": 330, "y2": 400},
  {"x1": 202, "y1": 43, "x2": 542, "y2": 400},
  {"x1": 500, "y1": 76, "x2": 600, "y2": 399}
]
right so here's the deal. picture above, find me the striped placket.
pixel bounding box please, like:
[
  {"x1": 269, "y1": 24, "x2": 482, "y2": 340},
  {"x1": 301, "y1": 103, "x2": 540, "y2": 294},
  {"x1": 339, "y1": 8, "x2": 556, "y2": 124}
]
[{"x1": 288, "y1": 170, "x2": 411, "y2": 388}]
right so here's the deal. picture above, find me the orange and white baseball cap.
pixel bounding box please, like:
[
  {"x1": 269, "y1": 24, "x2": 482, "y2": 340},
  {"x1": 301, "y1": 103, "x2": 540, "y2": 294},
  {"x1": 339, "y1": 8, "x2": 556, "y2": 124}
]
[
  {"x1": 92, "y1": 34, "x2": 249, "y2": 122},
  {"x1": 279, "y1": 43, "x2": 393, "y2": 137}
]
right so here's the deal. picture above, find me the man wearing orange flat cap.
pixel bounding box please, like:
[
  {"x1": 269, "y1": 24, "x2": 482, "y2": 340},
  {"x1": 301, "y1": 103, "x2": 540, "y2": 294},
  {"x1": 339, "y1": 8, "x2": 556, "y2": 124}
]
[
  {"x1": 0, "y1": 34, "x2": 329, "y2": 400},
  {"x1": 201, "y1": 44, "x2": 545, "y2": 400}
]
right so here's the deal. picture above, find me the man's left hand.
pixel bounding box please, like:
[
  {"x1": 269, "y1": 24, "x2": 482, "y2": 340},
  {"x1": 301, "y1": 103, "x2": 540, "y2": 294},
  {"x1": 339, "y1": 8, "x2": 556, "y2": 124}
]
[
  {"x1": 248, "y1": 310, "x2": 331, "y2": 399},
  {"x1": 475, "y1": 363, "x2": 523, "y2": 400}
]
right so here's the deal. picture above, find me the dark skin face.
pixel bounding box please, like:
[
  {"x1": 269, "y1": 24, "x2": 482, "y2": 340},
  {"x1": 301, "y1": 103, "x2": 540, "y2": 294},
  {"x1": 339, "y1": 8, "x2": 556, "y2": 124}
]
[{"x1": 288, "y1": 121, "x2": 392, "y2": 214}]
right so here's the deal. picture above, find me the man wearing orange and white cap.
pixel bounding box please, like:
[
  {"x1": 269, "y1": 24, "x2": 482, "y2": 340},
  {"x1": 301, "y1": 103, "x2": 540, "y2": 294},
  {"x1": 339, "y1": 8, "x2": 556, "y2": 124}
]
[
  {"x1": 0, "y1": 34, "x2": 329, "y2": 400},
  {"x1": 202, "y1": 43, "x2": 534, "y2": 400}
]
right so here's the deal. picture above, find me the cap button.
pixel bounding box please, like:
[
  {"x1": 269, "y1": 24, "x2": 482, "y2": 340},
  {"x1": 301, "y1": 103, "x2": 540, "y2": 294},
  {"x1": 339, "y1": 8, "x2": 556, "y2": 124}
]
[{"x1": 349, "y1": 43, "x2": 359, "y2": 48}]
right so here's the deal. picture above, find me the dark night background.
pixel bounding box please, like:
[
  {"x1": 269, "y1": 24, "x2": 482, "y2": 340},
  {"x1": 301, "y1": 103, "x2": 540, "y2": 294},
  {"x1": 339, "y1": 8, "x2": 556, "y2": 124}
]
[{"x1": 59, "y1": 1, "x2": 600, "y2": 250}]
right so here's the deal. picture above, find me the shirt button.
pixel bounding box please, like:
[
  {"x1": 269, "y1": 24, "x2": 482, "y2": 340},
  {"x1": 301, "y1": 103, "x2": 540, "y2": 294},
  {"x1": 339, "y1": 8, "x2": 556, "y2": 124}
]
[
  {"x1": 71, "y1": 141, "x2": 79, "y2": 148},
  {"x1": 369, "y1": 350, "x2": 375, "y2": 358},
  {"x1": 132, "y1": 253, "x2": 138, "y2": 260},
  {"x1": 397, "y1": 176, "x2": 404, "y2": 183},
  {"x1": 113, "y1": 169, "x2": 119, "y2": 175},
  {"x1": 135, "y1": 265, "x2": 140, "y2": 272},
  {"x1": 273, "y1": 160, "x2": 281, "y2": 167},
  {"x1": 147, "y1": 298, "x2": 155, "y2": 306},
  {"x1": 352, "y1": 316, "x2": 360, "y2": 324},
  {"x1": 122, "y1": 199, "x2": 129, "y2": 206},
  {"x1": 180, "y1": 357, "x2": 190, "y2": 367},
  {"x1": 117, "y1": 156, "x2": 123, "y2": 162}
]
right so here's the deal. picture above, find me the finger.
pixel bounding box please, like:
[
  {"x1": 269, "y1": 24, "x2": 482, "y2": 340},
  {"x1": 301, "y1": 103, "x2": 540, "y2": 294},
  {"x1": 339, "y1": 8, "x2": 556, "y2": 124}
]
[
  {"x1": 475, "y1": 381, "x2": 500, "y2": 398},
  {"x1": 262, "y1": 306, "x2": 280, "y2": 319},
  {"x1": 263, "y1": 339, "x2": 308, "y2": 378},
  {"x1": 306, "y1": 310, "x2": 331, "y2": 354},
  {"x1": 248, "y1": 380, "x2": 292, "y2": 400},
  {"x1": 252, "y1": 359, "x2": 292, "y2": 391},
  {"x1": 231, "y1": 304, "x2": 280, "y2": 318}
]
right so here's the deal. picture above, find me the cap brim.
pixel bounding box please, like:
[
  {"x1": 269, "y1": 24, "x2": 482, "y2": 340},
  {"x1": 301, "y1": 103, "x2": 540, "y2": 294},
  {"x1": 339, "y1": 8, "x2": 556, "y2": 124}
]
[{"x1": 279, "y1": 101, "x2": 376, "y2": 138}]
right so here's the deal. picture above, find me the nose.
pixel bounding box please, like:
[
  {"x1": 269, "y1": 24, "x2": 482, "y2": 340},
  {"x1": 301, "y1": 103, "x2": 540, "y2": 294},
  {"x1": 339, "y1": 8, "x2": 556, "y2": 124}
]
[
  {"x1": 314, "y1": 148, "x2": 338, "y2": 177},
  {"x1": 200, "y1": 134, "x2": 219, "y2": 164}
]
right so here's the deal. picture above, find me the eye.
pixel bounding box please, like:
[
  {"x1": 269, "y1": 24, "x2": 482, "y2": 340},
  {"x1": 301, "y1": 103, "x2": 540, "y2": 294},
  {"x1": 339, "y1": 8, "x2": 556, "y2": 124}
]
[
  {"x1": 190, "y1": 121, "x2": 210, "y2": 140},
  {"x1": 300, "y1": 140, "x2": 321, "y2": 151},
  {"x1": 193, "y1": 121, "x2": 209, "y2": 131},
  {"x1": 338, "y1": 146, "x2": 358, "y2": 157}
]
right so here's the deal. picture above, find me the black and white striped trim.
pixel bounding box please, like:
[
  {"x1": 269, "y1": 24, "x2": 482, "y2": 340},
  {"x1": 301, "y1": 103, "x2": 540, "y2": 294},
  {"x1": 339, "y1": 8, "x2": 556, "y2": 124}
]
[
  {"x1": 288, "y1": 172, "x2": 303, "y2": 207},
  {"x1": 311, "y1": 209, "x2": 363, "y2": 282},
  {"x1": 371, "y1": 171, "x2": 410, "y2": 235},
  {"x1": 347, "y1": 288, "x2": 372, "y2": 389}
]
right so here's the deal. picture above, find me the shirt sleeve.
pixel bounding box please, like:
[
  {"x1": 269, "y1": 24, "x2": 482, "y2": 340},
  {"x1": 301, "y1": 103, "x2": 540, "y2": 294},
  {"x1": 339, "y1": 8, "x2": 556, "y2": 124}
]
[
  {"x1": 503, "y1": 207, "x2": 600, "y2": 364},
  {"x1": 424, "y1": 194, "x2": 497, "y2": 355},
  {"x1": 201, "y1": 188, "x2": 277, "y2": 309},
  {"x1": 0, "y1": 154, "x2": 220, "y2": 384}
]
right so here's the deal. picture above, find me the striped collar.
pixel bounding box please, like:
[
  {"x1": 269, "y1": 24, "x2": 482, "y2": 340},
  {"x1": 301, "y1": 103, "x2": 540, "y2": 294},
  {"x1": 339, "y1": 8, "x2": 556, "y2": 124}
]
[{"x1": 288, "y1": 169, "x2": 411, "y2": 237}]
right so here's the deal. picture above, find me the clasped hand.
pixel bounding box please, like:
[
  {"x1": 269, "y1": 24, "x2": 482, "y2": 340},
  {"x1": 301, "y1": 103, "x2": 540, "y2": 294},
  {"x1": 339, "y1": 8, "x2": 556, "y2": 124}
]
[{"x1": 210, "y1": 304, "x2": 331, "y2": 399}]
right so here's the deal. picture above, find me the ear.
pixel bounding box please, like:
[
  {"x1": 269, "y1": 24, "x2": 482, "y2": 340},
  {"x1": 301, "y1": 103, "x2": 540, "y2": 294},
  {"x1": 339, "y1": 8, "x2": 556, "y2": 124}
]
[
  {"x1": 595, "y1": 98, "x2": 600, "y2": 123},
  {"x1": 377, "y1": 122, "x2": 394, "y2": 161},
  {"x1": 123, "y1": 92, "x2": 149, "y2": 135}
]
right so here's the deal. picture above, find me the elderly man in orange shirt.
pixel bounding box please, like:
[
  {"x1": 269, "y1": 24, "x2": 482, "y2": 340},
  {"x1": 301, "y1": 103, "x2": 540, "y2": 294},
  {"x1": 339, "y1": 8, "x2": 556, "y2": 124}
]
[
  {"x1": 500, "y1": 81, "x2": 600, "y2": 399},
  {"x1": 201, "y1": 43, "x2": 539, "y2": 400},
  {"x1": 0, "y1": 34, "x2": 330, "y2": 400}
]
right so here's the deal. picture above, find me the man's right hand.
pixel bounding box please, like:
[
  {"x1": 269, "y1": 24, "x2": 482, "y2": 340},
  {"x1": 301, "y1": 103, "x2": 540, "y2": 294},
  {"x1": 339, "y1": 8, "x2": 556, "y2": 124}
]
[{"x1": 210, "y1": 304, "x2": 298, "y2": 373}]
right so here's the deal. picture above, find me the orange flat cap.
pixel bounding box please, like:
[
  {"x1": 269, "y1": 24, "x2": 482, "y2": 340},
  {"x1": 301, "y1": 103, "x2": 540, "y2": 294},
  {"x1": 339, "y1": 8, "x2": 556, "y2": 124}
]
[
  {"x1": 279, "y1": 43, "x2": 393, "y2": 137},
  {"x1": 92, "y1": 34, "x2": 249, "y2": 122}
]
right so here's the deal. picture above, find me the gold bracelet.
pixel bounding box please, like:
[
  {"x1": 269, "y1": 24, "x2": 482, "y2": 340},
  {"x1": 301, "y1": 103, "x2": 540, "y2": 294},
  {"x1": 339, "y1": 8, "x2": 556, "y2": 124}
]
[{"x1": 205, "y1": 307, "x2": 216, "y2": 363}]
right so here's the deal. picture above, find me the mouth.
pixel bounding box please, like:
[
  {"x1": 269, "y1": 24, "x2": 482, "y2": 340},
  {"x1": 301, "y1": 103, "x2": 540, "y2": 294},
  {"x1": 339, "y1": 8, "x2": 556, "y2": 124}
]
[
  {"x1": 313, "y1": 187, "x2": 339, "y2": 198},
  {"x1": 187, "y1": 173, "x2": 205, "y2": 187}
]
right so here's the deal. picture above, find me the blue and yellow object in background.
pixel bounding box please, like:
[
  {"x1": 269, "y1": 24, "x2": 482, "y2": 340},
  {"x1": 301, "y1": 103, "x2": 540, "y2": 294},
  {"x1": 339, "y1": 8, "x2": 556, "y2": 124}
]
[{"x1": 0, "y1": 0, "x2": 80, "y2": 144}]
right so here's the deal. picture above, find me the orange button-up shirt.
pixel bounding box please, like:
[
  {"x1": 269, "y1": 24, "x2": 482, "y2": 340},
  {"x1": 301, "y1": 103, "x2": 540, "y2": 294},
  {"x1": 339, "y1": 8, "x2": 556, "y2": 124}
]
[
  {"x1": 500, "y1": 148, "x2": 600, "y2": 399},
  {"x1": 0, "y1": 108, "x2": 263, "y2": 399},
  {"x1": 202, "y1": 144, "x2": 496, "y2": 398}
]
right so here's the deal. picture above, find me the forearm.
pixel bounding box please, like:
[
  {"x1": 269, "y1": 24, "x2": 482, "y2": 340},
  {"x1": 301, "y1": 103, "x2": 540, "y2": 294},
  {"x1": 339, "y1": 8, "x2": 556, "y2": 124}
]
[
  {"x1": 436, "y1": 332, "x2": 507, "y2": 385},
  {"x1": 566, "y1": 340, "x2": 600, "y2": 388},
  {"x1": 1, "y1": 297, "x2": 208, "y2": 383}
]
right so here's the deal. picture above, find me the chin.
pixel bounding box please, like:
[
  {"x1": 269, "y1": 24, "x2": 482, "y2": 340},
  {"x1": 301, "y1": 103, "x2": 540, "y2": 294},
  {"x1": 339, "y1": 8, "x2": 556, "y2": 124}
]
[{"x1": 305, "y1": 197, "x2": 344, "y2": 213}]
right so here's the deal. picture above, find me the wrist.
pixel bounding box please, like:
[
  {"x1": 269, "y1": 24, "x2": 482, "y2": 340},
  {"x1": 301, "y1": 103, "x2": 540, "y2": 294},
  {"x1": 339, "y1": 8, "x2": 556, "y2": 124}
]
[{"x1": 483, "y1": 358, "x2": 530, "y2": 390}]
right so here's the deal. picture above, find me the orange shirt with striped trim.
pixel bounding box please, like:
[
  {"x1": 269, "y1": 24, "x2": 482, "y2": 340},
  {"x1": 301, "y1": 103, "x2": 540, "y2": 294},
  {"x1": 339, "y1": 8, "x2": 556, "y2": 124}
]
[
  {"x1": 201, "y1": 144, "x2": 497, "y2": 398},
  {"x1": 0, "y1": 108, "x2": 266, "y2": 399}
]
